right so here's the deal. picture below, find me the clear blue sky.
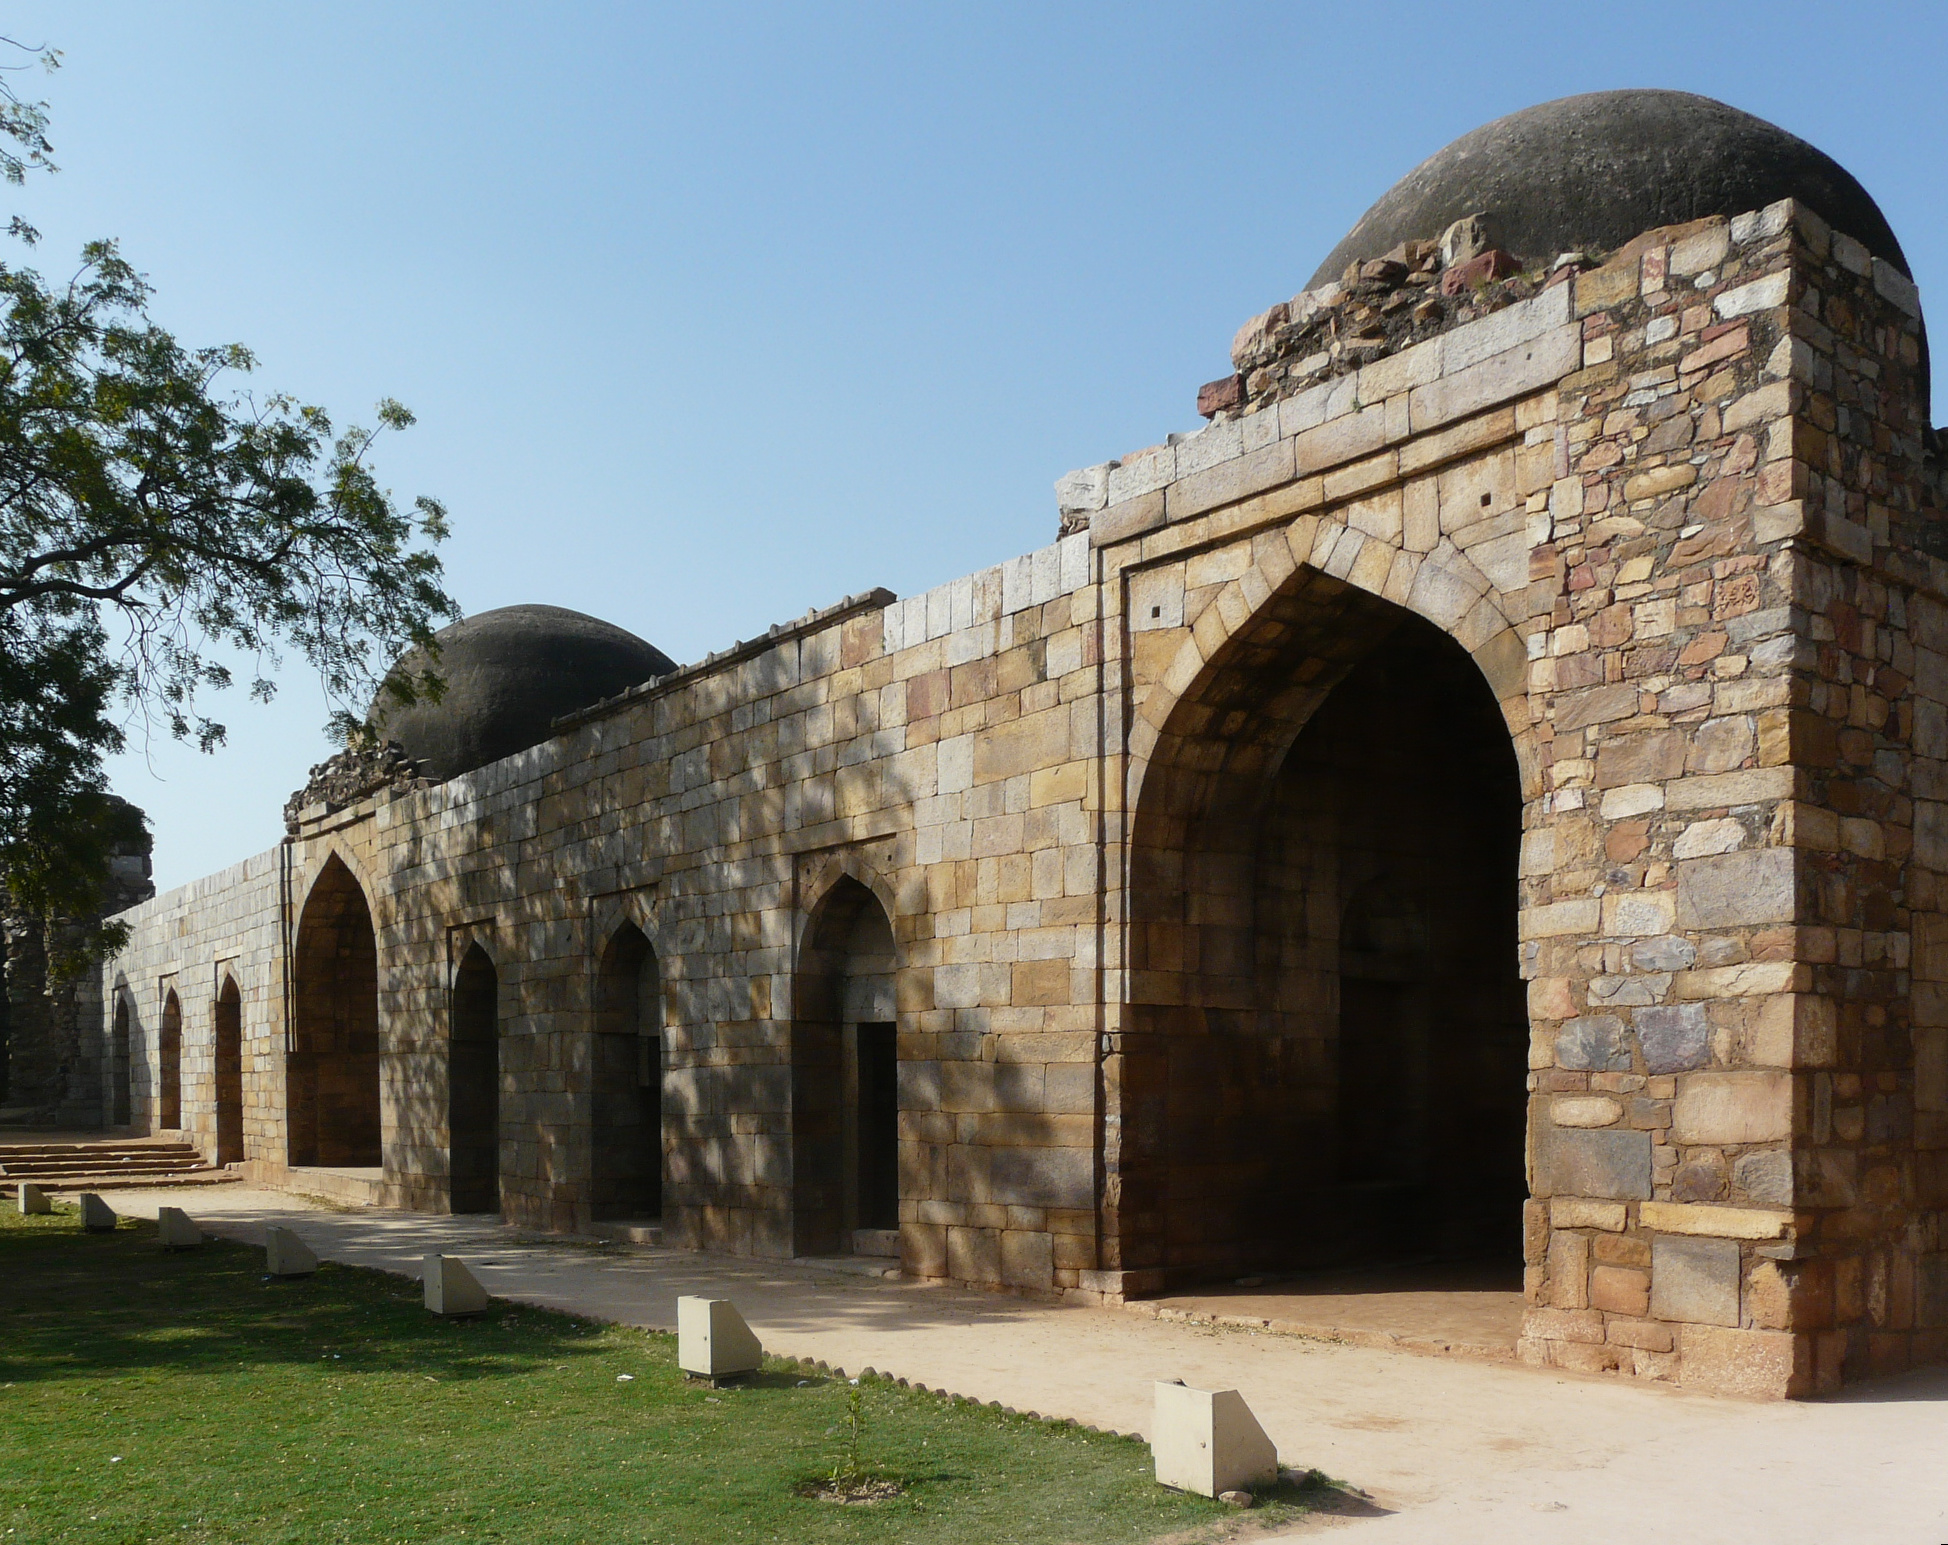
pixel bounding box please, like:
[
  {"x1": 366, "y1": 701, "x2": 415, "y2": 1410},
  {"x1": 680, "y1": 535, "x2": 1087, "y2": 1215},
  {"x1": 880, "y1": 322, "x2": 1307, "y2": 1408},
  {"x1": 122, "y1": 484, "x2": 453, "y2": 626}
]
[{"x1": 9, "y1": 2, "x2": 1945, "y2": 890}]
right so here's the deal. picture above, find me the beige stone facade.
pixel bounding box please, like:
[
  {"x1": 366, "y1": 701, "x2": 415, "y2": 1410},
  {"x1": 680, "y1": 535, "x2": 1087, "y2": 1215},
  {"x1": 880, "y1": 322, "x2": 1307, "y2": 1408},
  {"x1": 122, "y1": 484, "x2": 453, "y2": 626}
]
[{"x1": 101, "y1": 197, "x2": 1948, "y2": 1398}]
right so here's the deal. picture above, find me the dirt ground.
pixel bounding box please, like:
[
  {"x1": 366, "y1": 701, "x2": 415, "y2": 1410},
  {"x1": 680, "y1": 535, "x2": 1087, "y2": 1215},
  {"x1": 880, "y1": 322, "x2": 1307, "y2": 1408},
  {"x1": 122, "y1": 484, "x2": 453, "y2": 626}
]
[{"x1": 81, "y1": 1184, "x2": 1948, "y2": 1544}]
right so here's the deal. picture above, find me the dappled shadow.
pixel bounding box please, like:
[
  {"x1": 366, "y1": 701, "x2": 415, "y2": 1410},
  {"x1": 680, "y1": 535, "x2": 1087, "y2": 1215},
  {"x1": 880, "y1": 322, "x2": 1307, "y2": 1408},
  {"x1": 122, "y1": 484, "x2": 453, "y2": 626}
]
[{"x1": 0, "y1": 1213, "x2": 613, "y2": 1388}]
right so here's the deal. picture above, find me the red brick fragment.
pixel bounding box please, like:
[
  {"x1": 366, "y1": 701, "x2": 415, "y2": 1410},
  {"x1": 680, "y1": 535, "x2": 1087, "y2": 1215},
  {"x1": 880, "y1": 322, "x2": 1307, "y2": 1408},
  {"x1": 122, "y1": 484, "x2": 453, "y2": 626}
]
[
  {"x1": 1195, "y1": 373, "x2": 1244, "y2": 419},
  {"x1": 1440, "y1": 248, "x2": 1521, "y2": 296}
]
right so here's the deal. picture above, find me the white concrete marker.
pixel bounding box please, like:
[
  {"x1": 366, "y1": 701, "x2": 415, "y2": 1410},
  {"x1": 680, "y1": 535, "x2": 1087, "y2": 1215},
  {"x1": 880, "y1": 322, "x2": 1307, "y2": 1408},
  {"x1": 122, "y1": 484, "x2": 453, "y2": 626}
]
[
  {"x1": 156, "y1": 1206, "x2": 203, "y2": 1250},
  {"x1": 78, "y1": 1193, "x2": 117, "y2": 1233},
  {"x1": 1152, "y1": 1381, "x2": 1278, "y2": 1498},
  {"x1": 16, "y1": 1182, "x2": 51, "y2": 1215},
  {"x1": 264, "y1": 1226, "x2": 318, "y2": 1277},
  {"x1": 677, "y1": 1295, "x2": 762, "y2": 1381},
  {"x1": 423, "y1": 1254, "x2": 489, "y2": 1316}
]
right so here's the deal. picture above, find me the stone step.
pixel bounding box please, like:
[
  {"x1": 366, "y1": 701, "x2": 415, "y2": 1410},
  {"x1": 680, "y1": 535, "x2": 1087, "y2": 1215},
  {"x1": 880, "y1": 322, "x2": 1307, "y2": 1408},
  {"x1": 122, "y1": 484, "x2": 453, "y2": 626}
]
[
  {"x1": 0, "y1": 1143, "x2": 203, "y2": 1161},
  {"x1": 28, "y1": 1171, "x2": 241, "y2": 1192},
  {"x1": 1, "y1": 1156, "x2": 210, "y2": 1175}
]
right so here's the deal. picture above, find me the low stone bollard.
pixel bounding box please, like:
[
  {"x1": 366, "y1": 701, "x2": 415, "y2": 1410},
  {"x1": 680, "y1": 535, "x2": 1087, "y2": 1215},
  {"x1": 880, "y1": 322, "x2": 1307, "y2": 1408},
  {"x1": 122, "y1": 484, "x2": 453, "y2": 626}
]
[
  {"x1": 423, "y1": 1254, "x2": 489, "y2": 1316},
  {"x1": 16, "y1": 1182, "x2": 52, "y2": 1215},
  {"x1": 79, "y1": 1193, "x2": 117, "y2": 1233},
  {"x1": 1151, "y1": 1381, "x2": 1278, "y2": 1499},
  {"x1": 156, "y1": 1207, "x2": 203, "y2": 1250},
  {"x1": 263, "y1": 1226, "x2": 318, "y2": 1278},
  {"x1": 676, "y1": 1295, "x2": 763, "y2": 1384}
]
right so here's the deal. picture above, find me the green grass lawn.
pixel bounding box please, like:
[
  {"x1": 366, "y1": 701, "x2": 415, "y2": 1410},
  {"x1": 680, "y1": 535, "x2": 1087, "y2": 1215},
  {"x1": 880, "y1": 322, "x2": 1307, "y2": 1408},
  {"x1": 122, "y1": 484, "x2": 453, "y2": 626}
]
[{"x1": 0, "y1": 1199, "x2": 1335, "y2": 1544}]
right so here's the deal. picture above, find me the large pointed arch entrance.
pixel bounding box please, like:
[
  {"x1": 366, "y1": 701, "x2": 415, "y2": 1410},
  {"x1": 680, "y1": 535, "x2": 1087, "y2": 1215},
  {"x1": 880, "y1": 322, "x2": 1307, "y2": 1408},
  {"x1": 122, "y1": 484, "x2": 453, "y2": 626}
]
[
  {"x1": 1119, "y1": 562, "x2": 1529, "y2": 1308},
  {"x1": 290, "y1": 856, "x2": 382, "y2": 1168}
]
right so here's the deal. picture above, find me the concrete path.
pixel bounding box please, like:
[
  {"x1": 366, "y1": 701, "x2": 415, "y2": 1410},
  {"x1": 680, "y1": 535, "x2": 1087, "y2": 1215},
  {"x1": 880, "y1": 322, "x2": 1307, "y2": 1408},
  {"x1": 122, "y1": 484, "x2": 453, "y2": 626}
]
[{"x1": 93, "y1": 1186, "x2": 1948, "y2": 1543}]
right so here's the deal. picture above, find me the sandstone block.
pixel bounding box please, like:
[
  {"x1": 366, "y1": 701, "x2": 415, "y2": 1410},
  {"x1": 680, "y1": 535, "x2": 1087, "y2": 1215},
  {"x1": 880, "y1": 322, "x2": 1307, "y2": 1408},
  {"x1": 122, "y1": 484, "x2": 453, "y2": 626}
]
[
  {"x1": 1549, "y1": 1198, "x2": 1626, "y2": 1231},
  {"x1": 1151, "y1": 1382, "x2": 1278, "y2": 1498},
  {"x1": 677, "y1": 1295, "x2": 762, "y2": 1379},
  {"x1": 1651, "y1": 1235, "x2": 1739, "y2": 1326},
  {"x1": 1672, "y1": 1072, "x2": 1792, "y2": 1145},
  {"x1": 1639, "y1": 1200, "x2": 1791, "y2": 1240},
  {"x1": 1591, "y1": 1265, "x2": 1650, "y2": 1316},
  {"x1": 1678, "y1": 1324, "x2": 1809, "y2": 1398},
  {"x1": 424, "y1": 1254, "x2": 489, "y2": 1316}
]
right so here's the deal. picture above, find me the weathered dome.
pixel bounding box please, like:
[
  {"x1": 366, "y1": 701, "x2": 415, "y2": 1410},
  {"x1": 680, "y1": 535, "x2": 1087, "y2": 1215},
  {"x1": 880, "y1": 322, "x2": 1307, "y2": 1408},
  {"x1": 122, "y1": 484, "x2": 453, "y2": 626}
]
[
  {"x1": 1308, "y1": 90, "x2": 1906, "y2": 289},
  {"x1": 371, "y1": 604, "x2": 676, "y2": 782}
]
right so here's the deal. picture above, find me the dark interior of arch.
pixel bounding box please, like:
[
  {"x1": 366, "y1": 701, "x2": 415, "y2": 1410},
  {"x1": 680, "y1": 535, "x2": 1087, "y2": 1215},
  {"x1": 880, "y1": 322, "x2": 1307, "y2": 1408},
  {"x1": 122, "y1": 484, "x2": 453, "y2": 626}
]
[
  {"x1": 158, "y1": 990, "x2": 182, "y2": 1129},
  {"x1": 449, "y1": 945, "x2": 500, "y2": 1214},
  {"x1": 592, "y1": 923, "x2": 663, "y2": 1220},
  {"x1": 213, "y1": 978, "x2": 243, "y2": 1167},
  {"x1": 1125, "y1": 581, "x2": 1527, "y2": 1284},
  {"x1": 290, "y1": 858, "x2": 382, "y2": 1167},
  {"x1": 792, "y1": 876, "x2": 900, "y2": 1256},
  {"x1": 111, "y1": 996, "x2": 132, "y2": 1126}
]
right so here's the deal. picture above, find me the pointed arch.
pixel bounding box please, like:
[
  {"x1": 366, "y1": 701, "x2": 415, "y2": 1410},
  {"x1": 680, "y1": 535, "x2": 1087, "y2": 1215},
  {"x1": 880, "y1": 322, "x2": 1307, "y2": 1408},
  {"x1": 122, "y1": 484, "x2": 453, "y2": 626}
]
[
  {"x1": 213, "y1": 974, "x2": 244, "y2": 1166},
  {"x1": 290, "y1": 854, "x2": 381, "y2": 1167},
  {"x1": 591, "y1": 919, "x2": 664, "y2": 1219},
  {"x1": 158, "y1": 987, "x2": 182, "y2": 1130},
  {"x1": 1127, "y1": 515, "x2": 1536, "y2": 821},
  {"x1": 448, "y1": 942, "x2": 501, "y2": 1214},
  {"x1": 792, "y1": 873, "x2": 901, "y2": 1257},
  {"x1": 1117, "y1": 531, "x2": 1530, "y2": 1286},
  {"x1": 110, "y1": 992, "x2": 132, "y2": 1126}
]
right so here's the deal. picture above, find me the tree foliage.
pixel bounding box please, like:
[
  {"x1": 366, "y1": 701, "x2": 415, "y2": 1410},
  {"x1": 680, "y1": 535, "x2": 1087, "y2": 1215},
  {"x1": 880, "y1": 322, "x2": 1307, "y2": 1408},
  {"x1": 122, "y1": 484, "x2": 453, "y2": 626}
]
[{"x1": 0, "y1": 38, "x2": 456, "y2": 933}]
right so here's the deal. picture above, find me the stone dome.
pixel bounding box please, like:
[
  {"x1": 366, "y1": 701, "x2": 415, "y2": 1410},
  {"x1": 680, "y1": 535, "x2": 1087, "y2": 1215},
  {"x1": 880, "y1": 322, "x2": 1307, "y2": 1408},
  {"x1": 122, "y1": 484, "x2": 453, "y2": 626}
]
[
  {"x1": 1307, "y1": 90, "x2": 1906, "y2": 290},
  {"x1": 370, "y1": 604, "x2": 677, "y2": 782}
]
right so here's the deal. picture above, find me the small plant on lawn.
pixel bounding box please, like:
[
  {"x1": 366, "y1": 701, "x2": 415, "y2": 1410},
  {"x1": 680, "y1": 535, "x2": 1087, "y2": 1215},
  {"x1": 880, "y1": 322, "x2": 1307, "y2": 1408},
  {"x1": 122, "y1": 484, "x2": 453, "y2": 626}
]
[{"x1": 800, "y1": 1377, "x2": 903, "y2": 1504}]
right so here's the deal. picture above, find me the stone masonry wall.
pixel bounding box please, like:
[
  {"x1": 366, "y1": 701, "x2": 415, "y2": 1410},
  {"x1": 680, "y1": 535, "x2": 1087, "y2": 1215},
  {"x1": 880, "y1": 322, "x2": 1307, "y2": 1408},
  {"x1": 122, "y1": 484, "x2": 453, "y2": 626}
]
[{"x1": 102, "y1": 198, "x2": 1938, "y2": 1397}]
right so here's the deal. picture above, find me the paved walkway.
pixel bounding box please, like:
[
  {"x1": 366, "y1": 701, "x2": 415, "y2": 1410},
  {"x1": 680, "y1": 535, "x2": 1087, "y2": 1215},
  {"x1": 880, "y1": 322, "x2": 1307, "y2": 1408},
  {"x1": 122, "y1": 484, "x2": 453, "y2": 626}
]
[{"x1": 93, "y1": 1186, "x2": 1948, "y2": 1544}]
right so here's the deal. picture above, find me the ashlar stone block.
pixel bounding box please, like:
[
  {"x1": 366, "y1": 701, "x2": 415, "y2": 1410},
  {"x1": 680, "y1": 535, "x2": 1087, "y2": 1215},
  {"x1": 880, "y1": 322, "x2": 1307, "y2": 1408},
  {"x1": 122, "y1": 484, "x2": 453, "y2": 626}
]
[
  {"x1": 156, "y1": 1206, "x2": 203, "y2": 1250},
  {"x1": 1151, "y1": 1381, "x2": 1278, "y2": 1498},
  {"x1": 1651, "y1": 1235, "x2": 1740, "y2": 1327},
  {"x1": 79, "y1": 1193, "x2": 116, "y2": 1233},
  {"x1": 423, "y1": 1254, "x2": 489, "y2": 1316},
  {"x1": 264, "y1": 1225, "x2": 318, "y2": 1277},
  {"x1": 16, "y1": 1182, "x2": 51, "y2": 1215},
  {"x1": 677, "y1": 1295, "x2": 762, "y2": 1381}
]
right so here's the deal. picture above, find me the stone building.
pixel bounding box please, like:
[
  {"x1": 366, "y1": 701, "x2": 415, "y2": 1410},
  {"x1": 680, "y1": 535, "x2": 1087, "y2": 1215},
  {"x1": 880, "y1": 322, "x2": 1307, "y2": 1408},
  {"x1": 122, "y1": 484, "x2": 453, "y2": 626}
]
[{"x1": 99, "y1": 90, "x2": 1948, "y2": 1398}]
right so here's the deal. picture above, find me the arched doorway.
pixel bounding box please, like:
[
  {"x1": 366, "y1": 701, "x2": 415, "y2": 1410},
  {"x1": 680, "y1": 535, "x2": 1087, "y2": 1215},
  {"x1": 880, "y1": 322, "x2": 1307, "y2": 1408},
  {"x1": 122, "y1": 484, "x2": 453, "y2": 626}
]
[
  {"x1": 213, "y1": 977, "x2": 243, "y2": 1166},
  {"x1": 1124, "y1": 569, "x2": 1527, "y2": 1285},
  {"x1": 158, "y1": 989, "x2": 181, "y2": 1130},
  {"x1": 110, "y1": 995, "x2": 132, "y2": 1126},
  {"x1": 792, "y1": 876, "x2": 899, "y2": 1257},
  {"x1": 289, "y1": 857, "x2": 382, "y2": 1167},
  {"x1": 592, "y1": 923, "x2": 663, "y2": 1220},
  {"x1": 449, "y1": 944, "x2": 500, "y2": 1214}
]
